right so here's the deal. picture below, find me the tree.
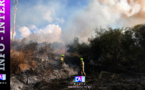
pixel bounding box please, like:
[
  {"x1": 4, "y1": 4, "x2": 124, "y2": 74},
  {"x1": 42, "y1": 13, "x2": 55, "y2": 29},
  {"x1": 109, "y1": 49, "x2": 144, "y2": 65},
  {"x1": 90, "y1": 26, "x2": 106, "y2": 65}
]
[{"x1": 67, "y1": 25, "x2": 145, "y2": 73}]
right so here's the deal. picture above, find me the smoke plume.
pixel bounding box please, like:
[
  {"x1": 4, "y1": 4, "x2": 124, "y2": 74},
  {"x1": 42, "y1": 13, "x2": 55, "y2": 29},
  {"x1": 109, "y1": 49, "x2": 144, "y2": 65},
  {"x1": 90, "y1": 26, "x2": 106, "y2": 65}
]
[
  {"x1": 19, "y1": 26, "x2": 31, "y2": 38},
  {"x1": 61, "y1": 0, "x2": 145, "y2": 43},
  {"x1": 19, "y1": 24, "x2": 61, "y2": 43},
  {"x1": 15, "y1": 0, "x2": 145, "y2": 44}
]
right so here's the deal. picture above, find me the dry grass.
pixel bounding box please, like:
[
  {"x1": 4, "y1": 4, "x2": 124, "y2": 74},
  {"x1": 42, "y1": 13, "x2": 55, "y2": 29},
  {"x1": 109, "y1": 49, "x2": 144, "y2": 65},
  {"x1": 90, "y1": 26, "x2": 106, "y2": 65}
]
[
  {"x1": 10, "y1": 42, "x2": 55, "y2": 76},
  {"x1": 10, "y1": 50, "x2": 25, "y2": 74},
  {"x1": 10, "y1": 50, "x2": 35, "y2": 75}
]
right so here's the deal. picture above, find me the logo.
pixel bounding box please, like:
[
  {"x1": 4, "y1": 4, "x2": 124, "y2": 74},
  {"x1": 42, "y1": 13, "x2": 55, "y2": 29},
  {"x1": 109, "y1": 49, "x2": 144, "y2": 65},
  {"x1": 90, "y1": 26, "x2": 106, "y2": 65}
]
[
  {"x1": 0, "y1": 74, "x2": 6, "y2": 80},
  {"x1": 75, "y1": 76, "x2": 85, "y2": 82}
]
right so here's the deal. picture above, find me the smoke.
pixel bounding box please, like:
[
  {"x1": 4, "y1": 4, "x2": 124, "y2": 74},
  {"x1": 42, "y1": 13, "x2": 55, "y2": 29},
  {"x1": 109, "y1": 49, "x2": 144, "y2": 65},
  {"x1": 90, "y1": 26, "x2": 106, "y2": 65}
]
[
  {"x1": 29, "y1": 25, "x2": 37, "y2": 30},
  {"x1": 19, "y1": 26, "x2": 31, "y2": 38},
  {"x1": 48, "y1": 63, "x2": 78, "y2": 80},
  {"x1": 61, "y1": 0, "x2": 145, "y2": 43},
  {"x1": 14, "y1": 0, "x2": 145, "y2": 44},
  {"x1": 62, "y1": 63, "x2": 78, "y2": 76},
  {"x1": 42, "y1": 10, "x2": 54, "y2": 23},
  {"x1": 98, "y1": 0, "x2": 145, "y2": 26},
  {"x1": 19, "y1": 24, "x2": 61, "y2": 43},
  {"x1": 56, "y1": 18, "x2": 65, "y2": 24}
]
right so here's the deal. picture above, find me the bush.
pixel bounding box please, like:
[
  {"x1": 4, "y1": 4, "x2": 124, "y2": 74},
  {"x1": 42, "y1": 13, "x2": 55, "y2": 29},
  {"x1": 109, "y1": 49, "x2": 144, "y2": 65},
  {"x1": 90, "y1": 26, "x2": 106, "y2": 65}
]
[{"x1": 66, "y1": 24, "x2": 145, "y2": 74}]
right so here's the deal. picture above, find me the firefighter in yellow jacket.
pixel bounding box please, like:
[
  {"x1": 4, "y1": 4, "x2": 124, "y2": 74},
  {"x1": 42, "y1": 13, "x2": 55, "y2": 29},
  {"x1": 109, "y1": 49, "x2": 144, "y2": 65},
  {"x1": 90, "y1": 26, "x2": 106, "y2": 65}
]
[
  {"x1": 80, "y1": 58, "x2": 86, "y2": 76},
  {"x1": 60, "y1": 54, "x2": 64, "y2": 65}
]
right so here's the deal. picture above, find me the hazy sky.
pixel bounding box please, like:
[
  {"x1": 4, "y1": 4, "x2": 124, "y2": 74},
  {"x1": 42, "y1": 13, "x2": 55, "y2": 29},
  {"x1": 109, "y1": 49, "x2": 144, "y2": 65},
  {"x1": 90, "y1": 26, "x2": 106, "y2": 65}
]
[
  {"x1": 11, "y1": 0, "x2": 145, "y2": 43},
  {"x1": 11, "y1": 0, "x2": 88, "y2": 41}
]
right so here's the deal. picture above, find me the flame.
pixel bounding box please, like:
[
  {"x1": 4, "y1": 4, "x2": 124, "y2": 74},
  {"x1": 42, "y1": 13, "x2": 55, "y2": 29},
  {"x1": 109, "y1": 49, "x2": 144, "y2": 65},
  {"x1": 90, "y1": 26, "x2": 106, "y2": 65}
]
[{"x1": 61, "y1": 49, "x2": 66, "y2": 54}]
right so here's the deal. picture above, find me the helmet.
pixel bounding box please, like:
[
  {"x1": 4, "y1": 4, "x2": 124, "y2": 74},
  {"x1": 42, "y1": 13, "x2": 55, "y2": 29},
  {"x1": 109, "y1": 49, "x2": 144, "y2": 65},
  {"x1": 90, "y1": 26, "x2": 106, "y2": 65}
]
[
  {"x1": 80, "y1": 58, "x2": 83, "y2": 60},
  {"x1": 62, "y1": 54, "x2": 64, "y2": 57}
]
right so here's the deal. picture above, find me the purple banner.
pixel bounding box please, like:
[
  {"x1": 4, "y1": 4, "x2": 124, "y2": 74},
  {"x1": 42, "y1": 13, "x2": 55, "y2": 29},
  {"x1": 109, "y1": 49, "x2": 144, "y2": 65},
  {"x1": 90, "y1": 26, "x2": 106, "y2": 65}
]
[{"x1": 0, "y1": 0, "x2": 10, "y2": 89}]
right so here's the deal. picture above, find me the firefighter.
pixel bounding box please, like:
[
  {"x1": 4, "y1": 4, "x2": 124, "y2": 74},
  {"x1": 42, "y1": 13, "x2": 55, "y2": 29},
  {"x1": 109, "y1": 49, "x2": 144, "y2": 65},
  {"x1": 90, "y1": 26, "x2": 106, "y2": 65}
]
[
  {"x1": 80, "y1": 58, "x2": 86, "y2": 76},
  {"x1": 60, "y1": 54, "x2": 64, "y2": 65}
]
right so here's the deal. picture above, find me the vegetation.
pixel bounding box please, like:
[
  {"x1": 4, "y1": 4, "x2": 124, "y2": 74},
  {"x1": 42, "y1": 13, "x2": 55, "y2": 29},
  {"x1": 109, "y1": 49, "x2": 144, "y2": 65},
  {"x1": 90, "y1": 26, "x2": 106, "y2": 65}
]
[
  {"x1": 67, "y1": 24, "x2": 145, "y2": 74},
  {"x1": 10, "y1": 42, "x2": 55, "y2": 75}
]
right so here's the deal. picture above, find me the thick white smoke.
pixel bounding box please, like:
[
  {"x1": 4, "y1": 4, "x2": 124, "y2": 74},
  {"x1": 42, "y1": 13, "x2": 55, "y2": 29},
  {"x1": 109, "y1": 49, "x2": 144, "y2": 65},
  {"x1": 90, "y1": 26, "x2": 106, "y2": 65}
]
[
  {"x1": 61, "y1": 0, "x2": 145, "y2": 43},
  {"x1": 19, "y1": 26, "x2": 31, "y2": 38},
  {"x1": 16, "y1": 0, "x2": 145, "y2": 44},
  {"x1": 19, "y1": 24, "x2": 61, "y2": 43}
]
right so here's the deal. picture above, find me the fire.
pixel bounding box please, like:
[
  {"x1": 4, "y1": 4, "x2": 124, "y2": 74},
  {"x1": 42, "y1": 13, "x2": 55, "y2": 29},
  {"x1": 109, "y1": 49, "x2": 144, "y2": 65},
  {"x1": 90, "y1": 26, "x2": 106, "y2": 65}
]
[{"x1": 61, "y1": 49, "x2": 66, "y2": 54}]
